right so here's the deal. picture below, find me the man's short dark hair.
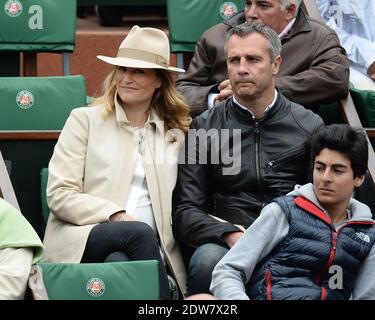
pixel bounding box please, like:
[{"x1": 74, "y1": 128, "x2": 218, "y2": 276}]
[
  {"x1": 311, "y1": 124, "x2": 368, "y2": 178},
  {"x1": 226, "y1": 21, "x2": 281, "y2": 60}
]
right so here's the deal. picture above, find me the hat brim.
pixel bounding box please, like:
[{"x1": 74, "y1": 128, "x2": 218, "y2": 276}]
[{"x1": 97, "y1": 55, "x2": 185, "y2": 73}]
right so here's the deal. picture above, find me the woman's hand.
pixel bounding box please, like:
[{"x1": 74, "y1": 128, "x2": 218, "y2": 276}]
[{"x1": 109, "y1": 211, "x2": 139, "y2": 222}]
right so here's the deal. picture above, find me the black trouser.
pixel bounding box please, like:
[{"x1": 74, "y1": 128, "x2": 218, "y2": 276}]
[{"x1": 81, "y1": 221, "x2": 170, "y2": 300}]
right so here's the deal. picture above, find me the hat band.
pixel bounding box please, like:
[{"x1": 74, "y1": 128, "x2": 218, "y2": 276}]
[{"x1": 118, "y1": 48, "x2": 169, "y2": 68}]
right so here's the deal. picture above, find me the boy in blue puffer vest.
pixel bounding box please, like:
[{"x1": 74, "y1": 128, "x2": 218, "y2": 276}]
[{"x1": 210, "y1": 124, "x2": 375, "y2": 300}]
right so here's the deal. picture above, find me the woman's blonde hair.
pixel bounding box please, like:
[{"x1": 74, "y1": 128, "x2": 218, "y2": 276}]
[{"x1": 92, "y1": 67, "x2": 191, "y2": 132}]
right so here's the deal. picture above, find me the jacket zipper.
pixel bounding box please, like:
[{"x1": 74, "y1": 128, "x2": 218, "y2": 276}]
[
  {"x1": 321, "y1": 287, "x2": 327, "y2": 300},
  {"x1": 314, "y1": 228, "x2": 336, "y2": 300},
  {"x1": 315, "y1": 220, "x2": 375, "y2": 298},
  {"x1": 265, "y1": 144, "x2": 306, "y2": 173},
  {"x1": 265, "y1": 269, "x2": 272, "y2": 300},
  {"x1": 254, "y1": 121, "x2": 262, "y2": 192}
]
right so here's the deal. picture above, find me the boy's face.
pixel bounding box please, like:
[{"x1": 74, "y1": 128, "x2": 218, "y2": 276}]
[{"x1": 313, "y1": 148, "x2": 364, "y2": 213}]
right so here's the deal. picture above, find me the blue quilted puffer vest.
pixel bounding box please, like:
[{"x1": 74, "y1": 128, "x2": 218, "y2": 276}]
[{"x1": 246, "y1": 196, "x2": 375, "y2": 300}]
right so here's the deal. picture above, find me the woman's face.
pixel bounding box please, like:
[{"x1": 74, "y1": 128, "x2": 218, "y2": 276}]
[{"x1": 115, "y1": 66, "x2": 161, "y2": 108}]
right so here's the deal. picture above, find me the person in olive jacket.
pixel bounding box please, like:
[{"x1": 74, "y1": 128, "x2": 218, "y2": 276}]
[
  {"x1": 176, "y1": 0, "x2": 349, "y2": 116},
  {"x1": 172, "y1": 22, "x2": 324, "y2": 296}
]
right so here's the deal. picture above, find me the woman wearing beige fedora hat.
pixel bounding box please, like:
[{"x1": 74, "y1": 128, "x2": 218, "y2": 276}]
[{"x1": 42, "y1": 25, "x2": 191, "y2": 299}]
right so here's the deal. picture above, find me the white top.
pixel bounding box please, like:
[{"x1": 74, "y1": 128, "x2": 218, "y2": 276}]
[
  {"x1": 233, "y1": 89, "x2": 278, "y2": 118},
  {"x1": 124, "y1": 128, "x2": 157, "y2": 233}
]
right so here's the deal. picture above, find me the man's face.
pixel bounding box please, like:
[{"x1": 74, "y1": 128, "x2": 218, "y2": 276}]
[
  {"x1": 244, "y1": 0, "x2": 296, "y2": 34},
  {"x1": 226, "y1": 32, "x2": 281, "y2": 104},
  {"x1": 313, "y1": 148, "x2": 364, "y2": 213}
]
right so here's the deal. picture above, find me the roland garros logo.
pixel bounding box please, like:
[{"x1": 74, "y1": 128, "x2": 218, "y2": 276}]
[
  {"x1": 16, "y1": 90, "x2": 34, "y2": 109},
  {"x1": 86, "y1": 278, "x2": 105, "y2": 297},
  {"x1": 4, "y1": 0, "x2": 23, "y2": 17},
  {"x1": 220, "y1": 2, "x2": 238, "y2": 20}
]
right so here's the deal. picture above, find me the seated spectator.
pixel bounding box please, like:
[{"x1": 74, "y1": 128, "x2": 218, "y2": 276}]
[
  {"x1": 316, "y1": 0, "x2": 375, "y2": 84},
  {"x1": 172, "y1": 22, "x2": 323, "y2": 296},
  {"x1": 211, "y1": 124, "x2": 375, "y2": 300},
  {"x1": 42, "y1": 26, "x2": 190, "y2": 299},
  {"x1": 176, "y1": 0, "x2": 349, "y2": 115},
  {"x1": 0, "y1": 198, "x2": 44, "y2": 299}
]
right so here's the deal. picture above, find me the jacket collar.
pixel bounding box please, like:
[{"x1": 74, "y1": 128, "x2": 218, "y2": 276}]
[
  {"x1": 228, "y1": 88, "x2": 290, "y2": 124},
  {"x1": 114, "y1": 93, "x2": 164, "y2": 133},
  {"x1": 223, "y1": 10, "x2": 246, "y2": 29},
  {"x1": 233, "y1": 89, "x2": 278, "y2": 118},
  {"x1": 222, "y1": 9, "x2": 311, "y2": 39},
  {"x1": 283, "y1": 9, "x2": 311, "y2": 41},
  {"x1": 290, "y1": 183, "x2": 375, "y2": 223}
]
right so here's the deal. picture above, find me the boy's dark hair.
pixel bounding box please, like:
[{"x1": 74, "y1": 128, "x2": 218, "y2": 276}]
[{"x1": 311, "y1": 124, "x2": 368, "y2": 178}]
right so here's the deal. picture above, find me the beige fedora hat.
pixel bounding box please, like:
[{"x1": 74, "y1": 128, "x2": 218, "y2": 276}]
[{"x1": 97, "y1": 25, "x2": 184, "y2": 73}]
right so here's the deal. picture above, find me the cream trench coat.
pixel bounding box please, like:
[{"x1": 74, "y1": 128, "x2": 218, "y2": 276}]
[{"x1": 43, "y1": 99, "x2": 187, "y2": 294}]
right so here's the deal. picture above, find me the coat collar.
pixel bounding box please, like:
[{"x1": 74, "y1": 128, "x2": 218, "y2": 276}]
[
  {"x1": 228, "y1": 89, "x2": 290, "y2": 124},
  {"x1": 114, "y1": 92, "x2": 165, "y2": 134},
  {"x1": 283, "y1": 9, "x2": 312, "y2": 41},
  {"x1": 224, "y1": 9, "x2": 311, "y2": 40},
  {"x1": 223, "y1": 10, "x2": 245, "y2": 29}
]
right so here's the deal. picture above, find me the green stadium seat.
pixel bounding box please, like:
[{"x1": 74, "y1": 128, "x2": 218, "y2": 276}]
[
  {"x1": 40, "y1": 167, "x2": 49, "y2": 231},
  {"x1": 318, "y1": 101, "x2": 345, "y2": 125},
  {"x1": 0, "y1": 75, "x2": 87, "y2": 236},
  {"x1": 0, "y1": 76, "x2": 86, "y2": 130},
  {"x1": 0, "y1": 0, "x2": 77, "y2": 75},
  {"x1": 29, "y1": 260, "x2": 160, "y2": 300},
  {"x1": 167, "y1": 0, "x2": 245, "y2": 68},
  {"x1": 349, "y1": 85, "x2": 375, "y2": 128},
  {"x1": 348, "y1": 85, "x2": 375, "y2": 214},
  {"x1": 78, "y1": 0, "x2": 165, "y2": 5}
]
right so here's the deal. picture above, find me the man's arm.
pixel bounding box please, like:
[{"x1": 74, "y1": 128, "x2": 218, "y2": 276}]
[
  {"x1": 47, "y1": 109, "x2": 125, "y2": 226},
  {"x1": 176, "y1": 25, "x2": 229, "y2": 116},
  {"x1": 277, "y1": 28, "x2": 349, "y2": 107},
  {"x1": 176, "y1": 39, "x2": 218, "y2": 115},
  {"x1": 368, "y1": 62, "x2": 375, "y2": 81},
  {"x1": 335, "y1": 28, "x2": 375, "y2": 80},
  {"x1": 172, "y1": 120, "x2": 240, "y2": 248},
  {"x1": 316, "y1": 0, "x2": 375, "y2": 81},
  {"x1": 210, "y1": 203, "x2": 289, "y2": 300}
]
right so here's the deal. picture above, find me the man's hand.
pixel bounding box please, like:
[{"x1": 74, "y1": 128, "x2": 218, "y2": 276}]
[
  {"x1": 214, "y1": 79, "x2": 233, "y2": 105},
  {"x1": 224, "y1": 229, "x2": 245, "y2": 248},
  {"x1": 109, "y1": 210, "x2": 139, "y2": 222},
  {"x1": 367, "y1": 61, "x2": 375, "y2": 81}
]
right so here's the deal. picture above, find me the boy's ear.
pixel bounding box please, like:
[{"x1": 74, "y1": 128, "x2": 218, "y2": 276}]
[{"x1": 354, "y1": 175, "x2": 365, "y2": 188}]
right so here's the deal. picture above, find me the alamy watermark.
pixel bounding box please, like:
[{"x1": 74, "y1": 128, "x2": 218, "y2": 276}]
[
  {"x1": 328, "y1": 264, "x2": 343, "y2": 290},
  {"x1": 134, "y1": 122, "x2": 242, "y2": 175}
]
